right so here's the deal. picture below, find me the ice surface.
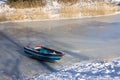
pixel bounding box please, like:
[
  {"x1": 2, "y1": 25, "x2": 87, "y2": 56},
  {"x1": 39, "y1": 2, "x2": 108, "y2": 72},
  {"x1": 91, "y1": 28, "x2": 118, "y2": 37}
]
[{"x1": 0, "y1": 0, "x2": 120, "y2": 80}]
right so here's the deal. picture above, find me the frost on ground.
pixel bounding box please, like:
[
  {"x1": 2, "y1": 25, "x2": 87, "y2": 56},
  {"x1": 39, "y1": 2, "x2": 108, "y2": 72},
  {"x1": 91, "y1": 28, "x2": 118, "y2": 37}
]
[{"x1": 31, "y1": 58, "x2": 120, "y2": 80}]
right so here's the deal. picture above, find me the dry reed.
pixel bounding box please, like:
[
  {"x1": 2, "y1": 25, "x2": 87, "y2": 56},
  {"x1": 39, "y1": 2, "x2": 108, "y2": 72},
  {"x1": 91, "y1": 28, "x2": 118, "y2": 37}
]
[
  {"x1": 7, "y1": 0, "x2": 46, "y2": 8},
  {"x1": 0, "y1": 14, "x2": 7, "y2": 21},
  {"x1": 5, "y1": 9, "x2": 49, "y2": 21},
  {"x1": 60, "y1": 1, "x2": 120, "y2": 18},
  {"x1": 0, "y1": 0, "x2": 120, "y2": 21}
]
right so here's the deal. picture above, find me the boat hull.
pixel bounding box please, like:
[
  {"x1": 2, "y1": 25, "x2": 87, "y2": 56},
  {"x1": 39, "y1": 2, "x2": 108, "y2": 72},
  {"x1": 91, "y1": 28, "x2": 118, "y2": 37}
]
[{"x1": 24, "y1": 48, "x2": 62, "y2": 61}]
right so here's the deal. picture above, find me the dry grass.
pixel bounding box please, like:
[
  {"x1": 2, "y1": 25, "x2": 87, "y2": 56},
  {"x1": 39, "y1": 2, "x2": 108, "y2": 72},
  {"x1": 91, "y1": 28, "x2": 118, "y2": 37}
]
[
  {"x1": 7, "y1": 0, "x2": 46, "y2": 8},
  {"x1": 0, "y1": 14, "x2": 7, "y2": 21},
  {"x1": 60, "y1": 6, "x2": 81, "y2": 18},
  {"x1": 60, "y1": 2, "x2": 120, "y2": 18},
  {"x1": 57, "y1": 0, "x2": 104, "y2": 5},
  {"x1": 1, "y1": 0, "x2": 120, "y2": 21},
  {"x1": 5, "y1": 9, "x2": 49, "y2": 21},
  {"x1": 57, "y1": 0, "x2": 78, "y2": 5}
]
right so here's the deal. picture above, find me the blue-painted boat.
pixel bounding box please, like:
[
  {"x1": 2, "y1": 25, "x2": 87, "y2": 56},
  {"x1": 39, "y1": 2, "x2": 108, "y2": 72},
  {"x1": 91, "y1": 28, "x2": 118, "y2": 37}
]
[{"x1": 24, "y1": 45, "x2": 64, "y2": 61}]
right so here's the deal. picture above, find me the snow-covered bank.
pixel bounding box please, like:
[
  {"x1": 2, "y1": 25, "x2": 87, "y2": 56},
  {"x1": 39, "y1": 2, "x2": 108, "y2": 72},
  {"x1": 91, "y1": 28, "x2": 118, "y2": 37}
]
[
  {"x1": 31, "y1": 57, "x2": 120, "y2": 80},
  {"x1": 0, "y1": 0, "x2": 120, "y2": 22}
]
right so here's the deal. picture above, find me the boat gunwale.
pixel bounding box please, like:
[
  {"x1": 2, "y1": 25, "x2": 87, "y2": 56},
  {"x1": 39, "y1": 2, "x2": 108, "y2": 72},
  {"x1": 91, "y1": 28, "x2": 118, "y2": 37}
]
[{"x1": 24, "y1": 46, "x2": 64, "y2": 56}]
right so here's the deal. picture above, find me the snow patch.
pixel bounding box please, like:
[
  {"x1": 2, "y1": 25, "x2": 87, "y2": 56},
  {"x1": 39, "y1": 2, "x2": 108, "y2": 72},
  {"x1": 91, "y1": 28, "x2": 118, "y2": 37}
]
[
  {"x1": 31, "y1": 57, "x2": 120, "y2": 80},
  {"x1": 0, "y1": 0, "x2": 15, "y2": 13}
]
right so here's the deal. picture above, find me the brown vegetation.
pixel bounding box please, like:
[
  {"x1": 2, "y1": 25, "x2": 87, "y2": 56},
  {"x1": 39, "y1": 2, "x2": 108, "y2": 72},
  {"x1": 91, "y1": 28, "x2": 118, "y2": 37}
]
[
  {"x1": 60, "y1": 6, "x2": 80, "y2": 17},
  {"x1": 57, "y1": 0, "x2": 78, "y2": 5},
  {"x1": 57, "y1": 0, "x2": 104, "y2": 5},
  {"x1": 60, "y1": 1, "x2": 120, "y2": 18},
  {"x1": 0, "y1": 0, "x2": 120, "y2": 21},
  {"x1": 0, "y1": 14, "x2": 7, "y2": 21},
  {"x1": 7, "y1": 0, "x2": 46, "y2": 8},
  {"x1": 5, "y1": 8, "x2": 49, "y2": 21}
]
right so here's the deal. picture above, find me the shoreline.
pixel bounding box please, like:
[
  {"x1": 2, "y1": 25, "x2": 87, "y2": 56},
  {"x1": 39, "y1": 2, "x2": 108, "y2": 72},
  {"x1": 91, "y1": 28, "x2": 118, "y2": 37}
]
[{"x1": 0, "y1": 12, "x2": 120, "y2": 24}]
